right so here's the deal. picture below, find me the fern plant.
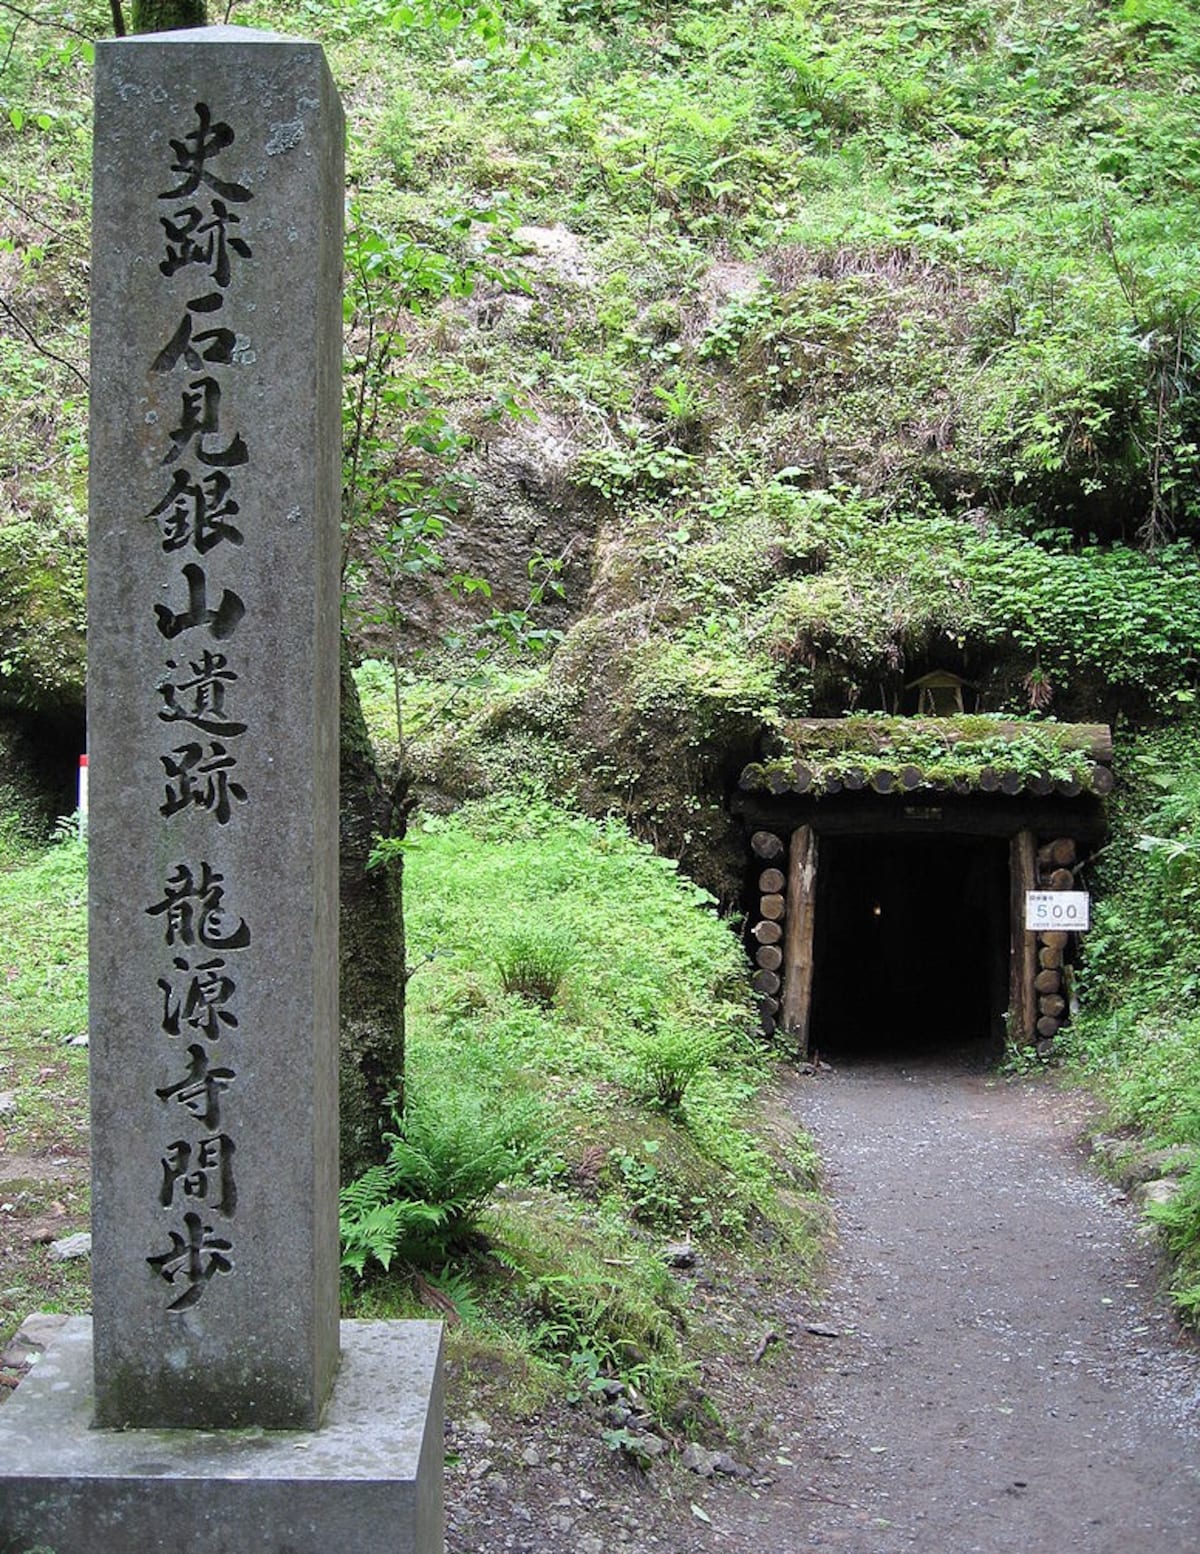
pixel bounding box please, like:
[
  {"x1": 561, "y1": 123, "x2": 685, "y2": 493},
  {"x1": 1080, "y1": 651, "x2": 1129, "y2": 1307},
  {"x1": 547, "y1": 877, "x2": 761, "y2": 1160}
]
[
  {"x1": 493, "y1": 923, "x2": 577, "y2": 1006},
  {"x1": 625, "y1": 1019, "x2": 727, "y2": 1112},
  {"x1": 340, "y1": 1083, "x2": 545, "y2": 1275}
]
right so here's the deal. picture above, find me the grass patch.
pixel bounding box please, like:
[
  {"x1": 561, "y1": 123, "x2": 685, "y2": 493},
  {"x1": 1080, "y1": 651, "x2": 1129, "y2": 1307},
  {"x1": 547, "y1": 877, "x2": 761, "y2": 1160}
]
[
  {"x1": 341, "y1": 793, "x2": 823, "y2": 1421},
  {"x1": 0, "y1": 830, "x2": 88, "y2": 1159},
  {"x1": 0, "y1": 1175, "x2": 91, "y2": 1350}
]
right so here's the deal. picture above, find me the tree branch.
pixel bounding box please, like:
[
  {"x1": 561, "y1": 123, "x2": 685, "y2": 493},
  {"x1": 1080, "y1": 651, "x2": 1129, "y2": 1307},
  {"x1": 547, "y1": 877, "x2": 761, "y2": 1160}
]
[
  {"x1": 0, "y1": 188, "x2": 87, "y2": 251},
  {"x1": 0, "y1": 4, "x2": 97, "y2": 43},
  {"x1": 0, "y1": 296, "x2": 88, "y2": 388}
]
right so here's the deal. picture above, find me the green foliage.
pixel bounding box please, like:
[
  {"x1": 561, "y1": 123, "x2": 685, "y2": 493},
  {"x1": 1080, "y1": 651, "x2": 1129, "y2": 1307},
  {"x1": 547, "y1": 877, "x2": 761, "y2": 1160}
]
[
  {"x1": 404, "y1": 795, "x2": 755, "y2": 1089},
  {"x1": 607, "y1": 1140, "x2": 685, "y2": 1228},
  {"x1": 1067, "y1": 724, "x2": 1200, "y2": 1322},
  {"x1": 487, "y1": 1196, "x2": 694, "y2": 1415},
  {"x1": 623, "y1": 1019, "x2": 727, "y2": 1113},
  {"x1": 340, "y1": 1082, "x2": 545, "y2": 1274},
  {"x1": 0, "y1": 512, "x2": 87, "y2": 717},
  {"x1": 761, "y1": 509, "x2": 1200, "y2": 714},
  {"x1": 493, "y1": 922, "x2": 577, "y2": 1006},
  {"x1": 1075, "y1": 729, "x2": 1200, "y2": 1023},
  {"x1": 341, "y1": 200, "x2": 516, "y2": 633},
  {"x1": 1146, "y1": 1162, "x2": 1200, "y2": 1318},
  {"x1": 0, "y1": 825, "x2": 87, "y2": 1039}
]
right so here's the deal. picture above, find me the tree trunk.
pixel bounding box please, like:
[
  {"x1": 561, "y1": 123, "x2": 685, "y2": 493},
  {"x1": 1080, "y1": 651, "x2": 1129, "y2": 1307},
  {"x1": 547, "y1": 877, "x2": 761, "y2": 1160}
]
[
  {"x1": 338, "y1": 643, "x2": 408, "y2": 1182},
  {"x1": 131, "y1": 1, "x2": 207, "y2": 29}
]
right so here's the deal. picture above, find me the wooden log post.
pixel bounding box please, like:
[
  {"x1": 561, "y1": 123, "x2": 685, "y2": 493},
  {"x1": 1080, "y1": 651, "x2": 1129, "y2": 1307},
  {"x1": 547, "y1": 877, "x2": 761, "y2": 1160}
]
[
  {"x1": 751, "y1": 830, "x2": 785, "y2": 860},
  {"x1": 1009, "y1": 829, "x2": 1038, "y2": 1045},
  {"x1": 780, "y1": 825, "x2": 818, "y2": 1055}
]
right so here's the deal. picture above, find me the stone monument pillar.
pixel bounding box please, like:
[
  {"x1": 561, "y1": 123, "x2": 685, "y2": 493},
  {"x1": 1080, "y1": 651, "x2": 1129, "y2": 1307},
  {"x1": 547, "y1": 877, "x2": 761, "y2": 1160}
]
[
  {"x1": 0, "y1": 28, "x2": 443, "y2": 1553},
  {"x1": 86, "y1": 22, "x2": 343, "y2": 1436}
]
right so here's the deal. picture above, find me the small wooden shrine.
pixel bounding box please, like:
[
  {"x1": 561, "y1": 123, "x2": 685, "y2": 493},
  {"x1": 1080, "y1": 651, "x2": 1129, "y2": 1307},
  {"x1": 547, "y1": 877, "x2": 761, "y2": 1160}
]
[{"x1": 733, "y1": 716, "x2": 1114, "y2": 1055}]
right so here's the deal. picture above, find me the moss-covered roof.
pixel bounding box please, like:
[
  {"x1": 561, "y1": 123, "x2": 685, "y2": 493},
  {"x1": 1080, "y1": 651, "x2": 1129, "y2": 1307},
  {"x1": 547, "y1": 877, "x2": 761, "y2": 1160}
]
[{"x1": 738, "y1": 716, "x2": 1113, "y2": 798}]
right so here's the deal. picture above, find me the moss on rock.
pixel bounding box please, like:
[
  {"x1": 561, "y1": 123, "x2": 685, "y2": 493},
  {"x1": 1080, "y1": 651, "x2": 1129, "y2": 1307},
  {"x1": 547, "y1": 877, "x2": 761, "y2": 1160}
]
[{"x1": 0, "y1": 515, "x2": 86, "y2": 720}]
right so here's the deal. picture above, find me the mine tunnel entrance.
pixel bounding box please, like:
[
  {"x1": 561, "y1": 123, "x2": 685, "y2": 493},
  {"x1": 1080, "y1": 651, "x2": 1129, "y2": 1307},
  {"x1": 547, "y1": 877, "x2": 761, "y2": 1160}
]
[
  {"x1": 737, "y1": 720, "x2": 1112, "y2": 1060},
  {"x1": 808, "y1": 833, "x2": 1010, "y2": 1059}
]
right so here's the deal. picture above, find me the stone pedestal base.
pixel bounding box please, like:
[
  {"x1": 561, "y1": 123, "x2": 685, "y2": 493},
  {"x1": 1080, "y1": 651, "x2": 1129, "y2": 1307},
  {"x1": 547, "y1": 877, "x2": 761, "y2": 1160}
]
[{"x1": 0, "y1": 1317, "x2": 443, "y2": 1554}]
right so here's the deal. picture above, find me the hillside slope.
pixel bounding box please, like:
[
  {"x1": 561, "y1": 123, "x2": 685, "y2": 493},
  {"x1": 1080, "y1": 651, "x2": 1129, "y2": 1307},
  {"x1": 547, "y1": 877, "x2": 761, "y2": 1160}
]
[{"x1": 4, "y1": 0, "x2": 1199, "y2": 889}]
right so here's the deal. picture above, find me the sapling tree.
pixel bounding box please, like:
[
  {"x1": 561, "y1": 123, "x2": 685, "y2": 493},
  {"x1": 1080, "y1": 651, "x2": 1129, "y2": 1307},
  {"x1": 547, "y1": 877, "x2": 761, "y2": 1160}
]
[{"x1": 339, "y1": 205, "x2": 562, "y2": 1180}]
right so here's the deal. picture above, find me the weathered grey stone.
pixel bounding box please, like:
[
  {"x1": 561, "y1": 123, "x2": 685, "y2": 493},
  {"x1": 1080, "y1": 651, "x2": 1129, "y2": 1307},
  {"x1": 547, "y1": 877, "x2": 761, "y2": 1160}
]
[
  {"x1": 8, "y1": 1312, "x2": 69, "y2": 1351},
  {"x1": 711, "y1": 1450, "x2": 752, "y2": 1479},
  {"x1": 47, "y1": 1231, "x2": 92, "y2": 1261},
  {"x1": 0, "y1": 1317, "x2": 444, "y2": 1554},
  {"x1": 1136, "y1": 1178, "x2": 1181, "y2": 1208},
  {"x1": 681, "y1": 1442, "x2": 717, "y2": 1476},
  {"x1": 87, "y1": 26, "x2": 344, "y2": 1432},
  {"x1": 0, "y1": 1090, "x2": 15, "y2": 1116},
  {"x1": 2, "y1": 28, "x2": 443, "y2": 1551},
  {"x1": 1121, "y1": 1145, "x2": 1194, "y2": 1189}
]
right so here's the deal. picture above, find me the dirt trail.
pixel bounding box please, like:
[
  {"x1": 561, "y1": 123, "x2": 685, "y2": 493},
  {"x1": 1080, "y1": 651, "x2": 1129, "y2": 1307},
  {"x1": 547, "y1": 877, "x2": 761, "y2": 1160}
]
[{"x1": 731, "y1": 1052, "x2": 1200, "y2": 1553}]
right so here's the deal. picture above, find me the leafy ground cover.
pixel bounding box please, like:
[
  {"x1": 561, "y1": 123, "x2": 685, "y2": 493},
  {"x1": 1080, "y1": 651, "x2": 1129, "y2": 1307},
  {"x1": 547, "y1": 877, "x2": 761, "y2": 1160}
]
[
  {"x1": 344, "y1": 793, "x2": 824, "y2": 1421},
  {"x1": 0, "y1": 799, "x2": 824, "y2": 1446},
  {"x1": 1066, "y1": 729, "x2": 1200, "y2": 1320}
]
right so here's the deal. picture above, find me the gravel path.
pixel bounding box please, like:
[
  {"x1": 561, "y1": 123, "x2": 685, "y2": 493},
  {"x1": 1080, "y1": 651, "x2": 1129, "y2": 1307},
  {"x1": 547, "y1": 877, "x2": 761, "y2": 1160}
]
[{"x1": 730, "y1": 1053, "x2": 1200, "y2": 1553}]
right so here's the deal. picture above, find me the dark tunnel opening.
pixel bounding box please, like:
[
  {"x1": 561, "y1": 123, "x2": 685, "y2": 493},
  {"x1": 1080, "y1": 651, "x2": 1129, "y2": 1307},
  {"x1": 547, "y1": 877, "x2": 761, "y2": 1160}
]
[
  {"x1": 0, "y1": 708, "x2": 87, "y2": 838},
  {"x1": 810, "y1": 833, "x2": 1010, "y2": 1060}
]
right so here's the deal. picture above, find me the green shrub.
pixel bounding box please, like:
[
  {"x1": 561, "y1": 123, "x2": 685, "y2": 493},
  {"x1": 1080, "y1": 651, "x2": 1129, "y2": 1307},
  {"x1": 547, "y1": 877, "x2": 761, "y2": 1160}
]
[{"x1": 1148, "y1": 1161, "x2": 1200, "y2": 1319}]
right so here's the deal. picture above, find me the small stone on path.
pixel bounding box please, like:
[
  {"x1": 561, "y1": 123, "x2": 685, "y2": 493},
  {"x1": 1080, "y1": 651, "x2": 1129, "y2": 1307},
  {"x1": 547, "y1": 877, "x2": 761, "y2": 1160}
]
[
  {"x1": 682, "y1": 1443, "x2": 717, "y2": 1477},
  {"x1": 47, "y1": 1232, "x2": 91, "y2": 1262}
]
